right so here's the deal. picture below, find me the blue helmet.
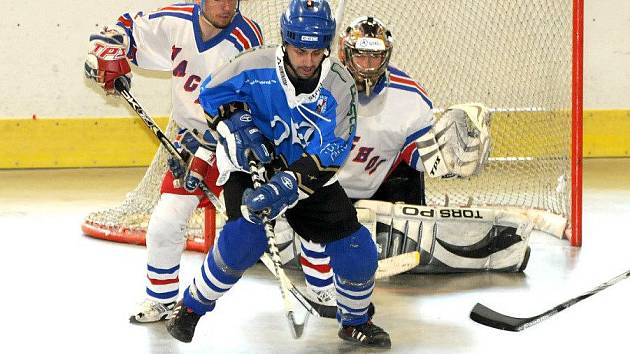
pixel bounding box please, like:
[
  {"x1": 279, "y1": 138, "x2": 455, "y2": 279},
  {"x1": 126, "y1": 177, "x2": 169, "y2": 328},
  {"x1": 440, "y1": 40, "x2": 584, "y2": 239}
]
[{"x1": 280, "y1": 0, "x2": 336, "y2": 49}]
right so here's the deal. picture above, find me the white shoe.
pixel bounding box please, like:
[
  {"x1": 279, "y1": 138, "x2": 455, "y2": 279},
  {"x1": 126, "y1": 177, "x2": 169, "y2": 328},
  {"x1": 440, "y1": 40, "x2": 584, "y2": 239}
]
[
  {"x1": 129, "y1": 299, "x2": 176, "y2": 323},
  {"x1": 304, "y1": 286, "x2": 337, "y2": 319}
]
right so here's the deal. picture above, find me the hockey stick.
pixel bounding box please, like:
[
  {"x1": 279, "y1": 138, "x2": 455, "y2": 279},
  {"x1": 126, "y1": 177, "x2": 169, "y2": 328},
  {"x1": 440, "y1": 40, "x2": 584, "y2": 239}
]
[
  {"x1": 247, "y1": 157, "x2": 310, "y2": 339},
  {"x1": 334, "y1": 0, "x2": 346, "y2": 33},
  {"x1": 375, "y1": 251, "x2": 420, "y2": 279},
  {"x1": 470, "y1": 269, "x2": 630, "y2": 331},
  {"x1": 113, "y1": 78, "x2": 225, "y2": 213}
]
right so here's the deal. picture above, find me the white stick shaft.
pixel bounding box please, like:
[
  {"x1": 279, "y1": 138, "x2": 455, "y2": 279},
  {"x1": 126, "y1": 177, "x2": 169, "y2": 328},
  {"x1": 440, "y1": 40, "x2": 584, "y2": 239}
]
[{"x1": 334, "y1": 0, "x2": 346, "y2": 32}]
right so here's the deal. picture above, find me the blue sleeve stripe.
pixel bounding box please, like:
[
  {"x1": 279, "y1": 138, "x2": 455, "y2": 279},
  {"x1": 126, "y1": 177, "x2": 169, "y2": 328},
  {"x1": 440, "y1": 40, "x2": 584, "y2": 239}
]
[
  {"x1": 388, "y1": 83, "x2": 434, "y2": 109},
  {"x1": 410, "y1": 150, "x2": 420, "y2": 168},
  {"x1": 226, "y1": 36, "x2": 244, "y2": 51},
  {"x1": 387, "y1": 65, "x2": 410, "y2": 78},
  {"x1": 115, "y1": 14, "x2": 138, "y2": 65},
  {"x1": 239, "y1": 17, "x2": 264, "y2": 46},
  {"x1": 148, "y1": 12, "x2": 193, "y2": 21},
  {"x1": 403, "y1": 125, "x2": 432, "y2": 147}
]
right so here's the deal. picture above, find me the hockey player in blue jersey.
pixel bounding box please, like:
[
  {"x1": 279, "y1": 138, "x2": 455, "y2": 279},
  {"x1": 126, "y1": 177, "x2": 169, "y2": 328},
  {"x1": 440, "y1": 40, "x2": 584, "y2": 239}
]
[{"x1": 165, "y1": 0, "x2": 391, "y2": 349}]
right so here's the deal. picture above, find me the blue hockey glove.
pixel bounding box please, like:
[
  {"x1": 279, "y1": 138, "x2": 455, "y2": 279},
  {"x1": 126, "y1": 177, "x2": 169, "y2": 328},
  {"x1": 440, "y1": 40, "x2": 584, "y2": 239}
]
[
  {"x1": 182, "y1": 145, "x2": 215, "y2": 192},
  {"x1": 169, "y1": 128, "x2": 217, "y2": 191},
  {"x1": 216, "y1": 110, "x2": 271, "y2": 169},
  {"x1": 242, "y1": 171, "x2": 299, "y2": 224},
  {"x1": 167, "y1": 157, "x2": 186, "y2": 179}
]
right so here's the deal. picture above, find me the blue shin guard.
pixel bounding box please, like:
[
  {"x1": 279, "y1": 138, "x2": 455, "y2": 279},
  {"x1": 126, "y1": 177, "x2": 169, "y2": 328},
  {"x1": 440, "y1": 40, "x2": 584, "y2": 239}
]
[{"x1": 325, "y1": 226, "x2": 378, "y2": 326}]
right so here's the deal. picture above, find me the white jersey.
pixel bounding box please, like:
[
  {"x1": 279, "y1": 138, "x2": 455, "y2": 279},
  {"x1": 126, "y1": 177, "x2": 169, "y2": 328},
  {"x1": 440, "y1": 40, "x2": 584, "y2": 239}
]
[
  {"x1": 116, "y1": 3, "x2": 263, "y2": 133},
  {"x1": 338, "y1": 66, "x2": 434, "y2": 199}
]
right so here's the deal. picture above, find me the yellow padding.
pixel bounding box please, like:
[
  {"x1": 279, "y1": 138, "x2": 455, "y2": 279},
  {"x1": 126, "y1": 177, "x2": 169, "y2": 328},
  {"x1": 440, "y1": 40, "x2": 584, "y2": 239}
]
[
  {"x1": 0, "y1": 117, "x2": 169, "y2": 168},
  {"x1": 583, "y1": 110, "x2": 630, "y2": 157},
  {"x1": 0, "y1": 110, "x2": 629, "y2": 169}
]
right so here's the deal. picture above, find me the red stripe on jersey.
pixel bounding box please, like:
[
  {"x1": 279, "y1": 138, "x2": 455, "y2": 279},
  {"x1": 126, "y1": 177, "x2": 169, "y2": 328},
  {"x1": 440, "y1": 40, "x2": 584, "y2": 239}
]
[
  {"x1": 384, "y1": 143, "x2": 415, "y2": 181},
  {"x1": 399, "y1": 143, "x2": 416, "y2": 166},
  {"x1": 231, "y1": 28, "x2": 251, "y2": 49},
  {"x1": 243, "y1": 16, "x2": 263, "y2": 45},
  {"x1": 117, "y1": 15, "x2": 132, "y2": 28},
  {"x1": 300, "y1": 256, "x2": 332, "y2": 273},
  {"x1": 390, "y1": 74, "x2": 429, "y2": 96},
  {"x1": 147, "y1": 276, "x2": 179, "y2": 285},
  {"x1": 157, "y1": 6, "x2": 194, "y2": 13}
]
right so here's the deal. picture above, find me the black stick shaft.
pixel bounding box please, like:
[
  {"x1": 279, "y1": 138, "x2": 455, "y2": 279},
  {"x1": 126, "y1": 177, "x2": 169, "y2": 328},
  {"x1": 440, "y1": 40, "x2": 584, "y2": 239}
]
[
  {"x1": 114, "y1": 79, "x2": 225, "y2": 213},
  {"x1": 471, "y1": 269, "x2": 630, "y2": 331}
]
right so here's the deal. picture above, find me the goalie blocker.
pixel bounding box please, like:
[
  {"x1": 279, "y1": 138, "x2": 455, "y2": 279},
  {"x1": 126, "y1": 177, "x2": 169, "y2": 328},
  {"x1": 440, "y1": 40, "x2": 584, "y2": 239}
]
[{"x1": 276, "y1": 200, "x2": 533, "y2": 273}]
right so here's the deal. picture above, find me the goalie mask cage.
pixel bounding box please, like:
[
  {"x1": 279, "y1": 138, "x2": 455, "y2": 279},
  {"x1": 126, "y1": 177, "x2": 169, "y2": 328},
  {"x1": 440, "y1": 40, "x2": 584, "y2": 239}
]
[{"x1": 81, "y1": 0, "x2": 584, "y2": 250}]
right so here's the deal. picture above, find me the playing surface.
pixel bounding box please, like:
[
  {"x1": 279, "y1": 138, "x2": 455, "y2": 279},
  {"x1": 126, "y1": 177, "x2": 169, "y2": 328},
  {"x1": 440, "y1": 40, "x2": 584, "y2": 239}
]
[{"x1": 1, "y1": 158, "x2": 627, "y2": 354}]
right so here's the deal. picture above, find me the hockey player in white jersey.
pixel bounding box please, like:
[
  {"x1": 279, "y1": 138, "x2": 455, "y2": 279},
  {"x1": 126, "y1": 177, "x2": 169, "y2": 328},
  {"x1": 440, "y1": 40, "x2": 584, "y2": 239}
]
[
  {"x1": 166, "y1": 0, "x2": 391, "y2": 348},
  {"x1": 279, "y1": 16, "x2": 532, "y2": 318},
  {"x1": 84, "y1": 0, "x2": 263, "y2": 323}
]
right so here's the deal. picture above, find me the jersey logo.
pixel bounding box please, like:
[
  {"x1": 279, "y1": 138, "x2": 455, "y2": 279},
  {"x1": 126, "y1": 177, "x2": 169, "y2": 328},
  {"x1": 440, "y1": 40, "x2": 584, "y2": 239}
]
[
  {"x1": 316, "y1": 96, "x2": 328, "y2": 114},
  {"x1": 171, "y1": 46, "x2": 182, "y2": 61},
  {"x1": 271, "y1": 115, "x2": 316, "y2": 148}
]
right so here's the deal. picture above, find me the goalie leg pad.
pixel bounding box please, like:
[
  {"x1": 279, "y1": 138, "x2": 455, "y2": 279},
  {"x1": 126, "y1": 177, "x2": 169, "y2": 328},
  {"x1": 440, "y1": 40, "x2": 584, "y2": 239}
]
[{"x1": 355, "y1": 200, "x2": 533, "y2": 273}]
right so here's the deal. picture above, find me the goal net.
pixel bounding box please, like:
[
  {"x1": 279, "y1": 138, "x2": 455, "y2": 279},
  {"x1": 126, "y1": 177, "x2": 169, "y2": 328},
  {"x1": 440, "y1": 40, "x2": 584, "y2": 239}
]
[{"x1": 82, "y1": 0, "x2": 582, "y2": 250}]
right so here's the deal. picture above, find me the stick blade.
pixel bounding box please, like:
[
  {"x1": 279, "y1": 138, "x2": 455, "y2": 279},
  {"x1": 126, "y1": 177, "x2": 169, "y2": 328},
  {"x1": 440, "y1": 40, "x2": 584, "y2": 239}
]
[
  {"x1": 287, "y1": 311, "x2": 309, "y2": 339},
  {"x1": 375, "y1": 251, "x2": 420, "y2": 279},
  {"x1": 470, "y1": 303, "x2": 528, "y2": 332}
]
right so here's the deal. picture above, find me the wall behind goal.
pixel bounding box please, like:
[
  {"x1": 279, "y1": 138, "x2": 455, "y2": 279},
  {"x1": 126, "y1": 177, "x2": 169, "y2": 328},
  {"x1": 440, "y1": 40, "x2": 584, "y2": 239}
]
[
  {"x1": 0, "y1": 0, "x2": 627, "y2": 117},
  {"x1": 0, "y1": 0, "x2": 628, "y2": 167}
]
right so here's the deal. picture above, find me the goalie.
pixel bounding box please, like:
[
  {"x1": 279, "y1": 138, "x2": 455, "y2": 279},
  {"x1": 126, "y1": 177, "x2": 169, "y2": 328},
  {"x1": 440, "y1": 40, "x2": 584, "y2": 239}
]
[{"x1": 276, "y1": 16, "x2": 533, "y2": 317}]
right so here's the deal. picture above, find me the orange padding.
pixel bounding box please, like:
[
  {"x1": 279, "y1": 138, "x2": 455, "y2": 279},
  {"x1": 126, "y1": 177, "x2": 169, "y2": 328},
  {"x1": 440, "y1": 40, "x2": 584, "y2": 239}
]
[{"x1": 81, "y1": 223, "x2": 212, "y2": 253}]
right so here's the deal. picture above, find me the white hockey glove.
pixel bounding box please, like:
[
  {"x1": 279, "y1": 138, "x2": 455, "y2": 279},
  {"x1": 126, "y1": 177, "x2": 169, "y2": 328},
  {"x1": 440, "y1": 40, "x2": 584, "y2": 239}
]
[
  {"x1": 433, "y1": 103, "x2": 491, "y2": 177},
  {"x1": 84, "y1": 26, "x2": 132, "y2": 95}
]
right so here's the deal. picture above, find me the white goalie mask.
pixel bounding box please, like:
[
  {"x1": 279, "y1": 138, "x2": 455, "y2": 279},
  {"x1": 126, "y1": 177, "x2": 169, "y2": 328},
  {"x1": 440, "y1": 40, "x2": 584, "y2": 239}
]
[{"x1": 339, "y1": 16, "x2": 393, "y2": 95}]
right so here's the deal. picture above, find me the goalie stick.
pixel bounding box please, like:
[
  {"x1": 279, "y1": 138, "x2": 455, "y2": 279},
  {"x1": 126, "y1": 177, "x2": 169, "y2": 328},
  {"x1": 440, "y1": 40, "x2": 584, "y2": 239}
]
[
  {"x1": 113, "y1": 78, "x2": 225, "y2": 213},
  {"x1": 470, "y1": 269, "x2": 630, "y2": 331}
]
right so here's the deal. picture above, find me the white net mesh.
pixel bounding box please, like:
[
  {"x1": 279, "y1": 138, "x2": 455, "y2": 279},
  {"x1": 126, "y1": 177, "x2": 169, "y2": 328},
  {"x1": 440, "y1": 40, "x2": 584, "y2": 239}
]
[{"x1": 83, "y1": 0, "x2": 575, "y2": 245}]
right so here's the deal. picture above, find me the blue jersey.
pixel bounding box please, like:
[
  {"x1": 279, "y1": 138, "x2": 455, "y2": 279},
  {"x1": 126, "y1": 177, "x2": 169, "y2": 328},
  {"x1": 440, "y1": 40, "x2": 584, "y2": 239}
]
[{"x1": 199, "y1": 46, "x2": 357, "y2": 195}]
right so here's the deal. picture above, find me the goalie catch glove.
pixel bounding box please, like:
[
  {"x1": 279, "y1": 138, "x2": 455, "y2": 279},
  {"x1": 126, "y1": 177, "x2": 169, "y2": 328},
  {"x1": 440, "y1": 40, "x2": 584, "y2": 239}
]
[
  {"x1": 84, "y1": 26, "x2": 132, "y2": 95},
  {"x1": 421, "y1": 103, "x2": 491, "y2": 178}
]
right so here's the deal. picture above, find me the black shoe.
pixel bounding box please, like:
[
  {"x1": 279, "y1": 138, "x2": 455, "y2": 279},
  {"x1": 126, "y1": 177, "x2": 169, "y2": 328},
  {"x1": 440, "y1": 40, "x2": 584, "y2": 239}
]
[
  {"x1": 338, "y1": 321, "x2": 391, "y2": 349},
  {"x1": 166, "y1": 300, "x2": 201, "y2": 343}
]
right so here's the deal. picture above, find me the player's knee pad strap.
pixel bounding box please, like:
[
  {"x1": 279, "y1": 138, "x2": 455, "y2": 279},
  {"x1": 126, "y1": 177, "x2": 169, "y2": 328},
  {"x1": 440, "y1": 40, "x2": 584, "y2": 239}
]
[
  {"x1": 325, "y1": 226, "x2": 377, "y2": 281},
  {"x1": 216, "y1": 218, "x2": 267, "y2": 272}
]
